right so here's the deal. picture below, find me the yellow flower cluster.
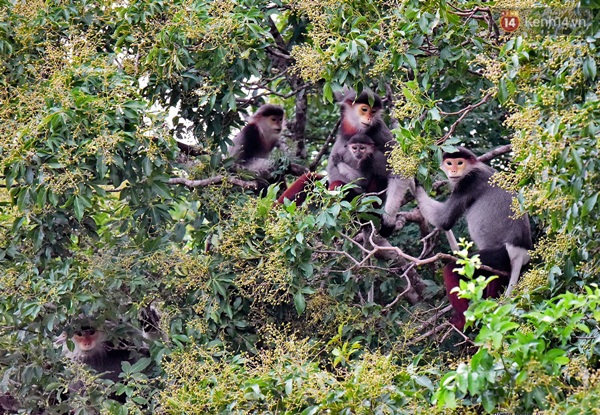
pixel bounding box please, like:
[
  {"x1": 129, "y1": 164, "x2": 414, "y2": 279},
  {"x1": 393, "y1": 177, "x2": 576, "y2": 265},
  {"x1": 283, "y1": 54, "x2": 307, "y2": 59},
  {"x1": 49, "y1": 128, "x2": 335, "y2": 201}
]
[
  {"x1": 207, "y1": 0, "x2": 235, "y2": 16},
  {"x1": 515, "y1": 268, "x2": 548, "y2": 293},
  {"x1": 368, "y1": 51, "x2": 392, "y2": 77},
  {"x1": 290, "y1": 44, "x2": 327, "y2": 83},
  {"x1": 472, "y1": 54, "x2": 505, "y2": 84},
  {"x1": 290, "y1": 0, "x2": 339, "y2": 47},
  {"x1": 387, "y1": 147, "x2": 420, "y2": 178},
  {"x1": 150, "y1": 251, "x2": 211, "y2": 293},
  {"x1": 531, "y1": 232, "x2": 573, "y2": 263}
]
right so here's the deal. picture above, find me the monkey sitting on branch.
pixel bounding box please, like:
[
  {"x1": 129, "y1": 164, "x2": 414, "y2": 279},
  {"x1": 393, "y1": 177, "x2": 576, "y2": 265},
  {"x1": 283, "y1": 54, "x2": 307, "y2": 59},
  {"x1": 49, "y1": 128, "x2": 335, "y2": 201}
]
[
  {"x1": 278, "y1": 88, "x2": 411, "y2": 237},
  {"x1": 229, "y1": 104, "x2": 287, "y2": 178},
  {"x1": 413, "y1": 147, "x2": 532, "y2": 331},
  {"x1": 57, "y1": 317, "x2": 158, "y2": 403},
  {"x1": 328, "y1": 133, "x2": 389, "y2": 195}
]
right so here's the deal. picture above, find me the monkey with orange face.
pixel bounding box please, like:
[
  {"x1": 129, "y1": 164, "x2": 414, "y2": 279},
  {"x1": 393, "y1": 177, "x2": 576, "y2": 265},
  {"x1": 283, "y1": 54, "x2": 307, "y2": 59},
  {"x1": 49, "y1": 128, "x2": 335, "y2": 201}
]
[
  {"x1": 278, "y1": 89, "x2": 411, "y2": 237},
  {"x1": 62, "y1": 327, "x2": 137, "y2": 384},
  {"x1": 414, "y1": 147, "x2": 532, "y2": 330}
]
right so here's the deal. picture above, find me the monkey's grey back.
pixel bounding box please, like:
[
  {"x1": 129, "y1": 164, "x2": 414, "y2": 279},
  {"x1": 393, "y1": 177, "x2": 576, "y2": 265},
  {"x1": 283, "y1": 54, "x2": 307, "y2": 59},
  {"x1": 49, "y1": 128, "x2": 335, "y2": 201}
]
[{"x1": 464, "y1": 171, "x2": 532, "y2": 251}]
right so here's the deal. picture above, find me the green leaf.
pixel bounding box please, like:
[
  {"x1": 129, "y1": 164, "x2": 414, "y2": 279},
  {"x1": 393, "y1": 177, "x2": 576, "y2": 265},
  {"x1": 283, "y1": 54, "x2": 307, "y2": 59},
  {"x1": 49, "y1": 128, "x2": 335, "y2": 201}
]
[
  {"x1": 294, "y1": 291, "x2": 306, "y2": 315},
  {"x1": 73, "y1": 196, "x2": 84, "y2": 220},
  {"x1": 582, "y1": 192, "x2": 599, "y2": 216},
  {"x1": 583, "y1": 56, "x2": 597, "y2": 80}
]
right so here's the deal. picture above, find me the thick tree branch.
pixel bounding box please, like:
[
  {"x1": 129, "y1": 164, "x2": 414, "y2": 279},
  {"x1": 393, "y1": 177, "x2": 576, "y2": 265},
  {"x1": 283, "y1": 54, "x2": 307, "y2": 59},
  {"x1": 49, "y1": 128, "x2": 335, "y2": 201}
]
[{"x1": 477, "y1": 144, "x2": 512, "y2": 163}]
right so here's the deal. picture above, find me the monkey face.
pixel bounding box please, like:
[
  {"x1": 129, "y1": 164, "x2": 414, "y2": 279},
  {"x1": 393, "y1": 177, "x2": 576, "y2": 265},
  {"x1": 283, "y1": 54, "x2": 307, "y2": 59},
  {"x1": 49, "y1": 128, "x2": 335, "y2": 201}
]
[
  {"x1": 355, "y1": 104, "x2": 378, "y2": 128},
  {"x1": 73, "y1": 328, "x2": 103, "y2": 352},
  {"x1": 349, "y1": 143, "x2": 375, "y2": 161},
  {"x1": 442, "y1": 157, "x2": 468, "y2": 180},
  {"x1": 267, "y1": 115, "x2": 284, "y2": 134}
]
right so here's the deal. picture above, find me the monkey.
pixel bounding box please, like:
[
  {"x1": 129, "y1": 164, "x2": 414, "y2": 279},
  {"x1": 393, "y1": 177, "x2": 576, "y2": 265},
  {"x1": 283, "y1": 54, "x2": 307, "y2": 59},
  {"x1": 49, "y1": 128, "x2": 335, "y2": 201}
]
[
  {"x1": 229, "y1": 104, "x2": 286, "y2": 177},
  {"x1": 278, "y1": 88, "x2": 411, "y2": 236},
  {"x1": 62, "y1": 327, "x2": 139, "y2": 385},
  {"x1": 327, "y1": 88, "x2": 411, "y2": 236},
  {"x1": 413, "y1": 147, "x2": 533, "y2": 330},
  {"x1": 328, "y1": 133, "x2": 388, "y2": 193}
]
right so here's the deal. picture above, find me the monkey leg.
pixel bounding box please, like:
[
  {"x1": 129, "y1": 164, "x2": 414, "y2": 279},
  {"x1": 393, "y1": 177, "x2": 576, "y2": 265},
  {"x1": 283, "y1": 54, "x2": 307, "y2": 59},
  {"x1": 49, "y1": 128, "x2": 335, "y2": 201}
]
[
  {"x1": 504, "y1": 244, "x2": 531, "y2": 297},
  {"x1": 443, "y1": 261, "x2": 469, "y2": 331},
  {"x1": 328, "y1": 180, "x2": 346, "y2": 190},
  {"x1": 444, "y1": 248, "x2": 513, "y2": 331},
  {"x1": 276, "y1": 173, "x2": 321, "y2": 205},
  {"x1": 477, "y1": 248, "x2": 511, "y2": 298}
]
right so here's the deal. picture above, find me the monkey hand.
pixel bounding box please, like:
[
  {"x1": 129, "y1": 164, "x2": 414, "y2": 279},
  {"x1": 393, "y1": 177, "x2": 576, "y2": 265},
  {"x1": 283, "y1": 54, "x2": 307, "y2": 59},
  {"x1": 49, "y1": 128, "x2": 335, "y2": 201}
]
[
  {"x1": 408, "y1": 178, "x2": 418, "y2": 195},
  {"x1": 379, "y1": 214, "x2": 396, "y2": 238}
]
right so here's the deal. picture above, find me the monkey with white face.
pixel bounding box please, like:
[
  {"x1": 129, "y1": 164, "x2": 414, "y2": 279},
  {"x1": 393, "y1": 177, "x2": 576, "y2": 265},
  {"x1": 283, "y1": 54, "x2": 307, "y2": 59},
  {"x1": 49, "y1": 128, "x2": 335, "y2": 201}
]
[
  {"x1": 229, "y1": 104, "x2": 286, "y2": 176},
  {"x1": 414, "y1": 147, "x2": 532, "y2": 330}
]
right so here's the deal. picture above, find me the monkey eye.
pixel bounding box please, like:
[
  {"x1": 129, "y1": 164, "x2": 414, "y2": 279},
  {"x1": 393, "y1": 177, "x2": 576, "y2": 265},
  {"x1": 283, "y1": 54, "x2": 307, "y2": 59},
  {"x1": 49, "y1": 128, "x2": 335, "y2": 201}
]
[
  {"x1": 457, "y1": 161, "x2": 464, "y2": 165},
  {"x1": 359, "y1": 105, "x2": 369, "y2": 113},
  {"x1": 446, "y1": 161, "x2": 453, "y2": 165}
]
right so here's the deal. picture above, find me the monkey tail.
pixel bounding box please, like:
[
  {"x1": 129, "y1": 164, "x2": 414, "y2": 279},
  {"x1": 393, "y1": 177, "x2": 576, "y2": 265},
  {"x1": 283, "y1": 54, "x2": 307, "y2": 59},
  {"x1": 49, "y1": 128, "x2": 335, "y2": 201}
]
[{"x1": 276, "y1": 173, "x2": 322, "y2": 205}]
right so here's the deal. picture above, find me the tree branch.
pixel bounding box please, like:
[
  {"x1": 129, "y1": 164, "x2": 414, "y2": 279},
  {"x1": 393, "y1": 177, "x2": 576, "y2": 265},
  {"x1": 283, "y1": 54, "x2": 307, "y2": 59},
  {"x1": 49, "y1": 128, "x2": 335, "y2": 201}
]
[
  {"x1": 437, "y1": 91, "x2": 493, "y2": 145},
  {"x1": 309, "y1": 119, "x2": 341, "y2": 171},
  {"x1": 477, "y1": 144, "x2": 512, "y2": 163},
  {"x1": 167, "y1": 175, "x2": 259, "y2": 190}
]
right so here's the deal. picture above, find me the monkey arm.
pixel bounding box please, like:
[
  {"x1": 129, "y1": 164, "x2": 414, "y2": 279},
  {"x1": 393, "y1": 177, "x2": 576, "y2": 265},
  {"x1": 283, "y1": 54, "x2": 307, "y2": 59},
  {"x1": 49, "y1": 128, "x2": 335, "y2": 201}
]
[
  {"x1": 415, "y1": 186, "x2": 464, "y2": 231},
  {"x1": 232, "y1": 124, "x2": 262, "y2": 161},
  {"x1": 337, "y1": 162, "x2": 365, "y2": 182}
]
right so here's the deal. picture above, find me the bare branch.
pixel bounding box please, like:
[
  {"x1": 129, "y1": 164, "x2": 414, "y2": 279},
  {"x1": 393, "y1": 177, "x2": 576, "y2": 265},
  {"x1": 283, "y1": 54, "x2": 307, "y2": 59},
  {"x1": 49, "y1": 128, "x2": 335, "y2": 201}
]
[
  {"x1": 383, "y1": 263, "x2": 416, "y2": 311},
  {"x1": 167, "y1": 175, "x2": 259, "y2": 190},
  {"x1": 308, "y1": 119, "x2": 341, "y2": 171},
  {"x1": 437, "y1": 92, "x2": 494, "y2": 145},
  {"x1": 477, "y1": 144, "x2": 512, "y2": 163}
]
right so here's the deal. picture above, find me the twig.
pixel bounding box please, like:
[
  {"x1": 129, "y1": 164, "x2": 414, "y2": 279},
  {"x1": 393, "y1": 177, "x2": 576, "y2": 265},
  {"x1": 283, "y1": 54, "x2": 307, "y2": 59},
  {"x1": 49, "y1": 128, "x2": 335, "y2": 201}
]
[
  {"x1": 363, "y1": 222, "x2": 509, "y2": 277},
  {"x1": 309, "y1": 119, "x2": 341, "y2": 171},
  {"x1": 383, "y1": 263, "x2": 416, "y2": 311},
  {"x1": 437, "y1": 92, "x2": 493, "y2": 144}
]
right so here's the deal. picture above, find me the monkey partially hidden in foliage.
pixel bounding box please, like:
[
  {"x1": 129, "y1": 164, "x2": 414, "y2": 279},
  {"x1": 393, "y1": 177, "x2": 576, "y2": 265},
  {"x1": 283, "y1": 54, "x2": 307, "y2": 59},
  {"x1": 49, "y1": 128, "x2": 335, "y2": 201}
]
[
  {"x1": 414, "y1": 147, "x2": 532, "y2": 330},
  {"x1": 328, "y1": 133, "x2": 388, "y2": 193},
  {"x1": 278, "y1": 89, "x2": 411, "y2": 236},
  {"x1": 229, "y1": 104, "x2": 286, "y2": 177},
  {"x1": 62, "y1": 327, "x2": 140, "y2": 385},
  {"x1": 58, "y1": 309, "x2": 162, "y2": 403}
]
